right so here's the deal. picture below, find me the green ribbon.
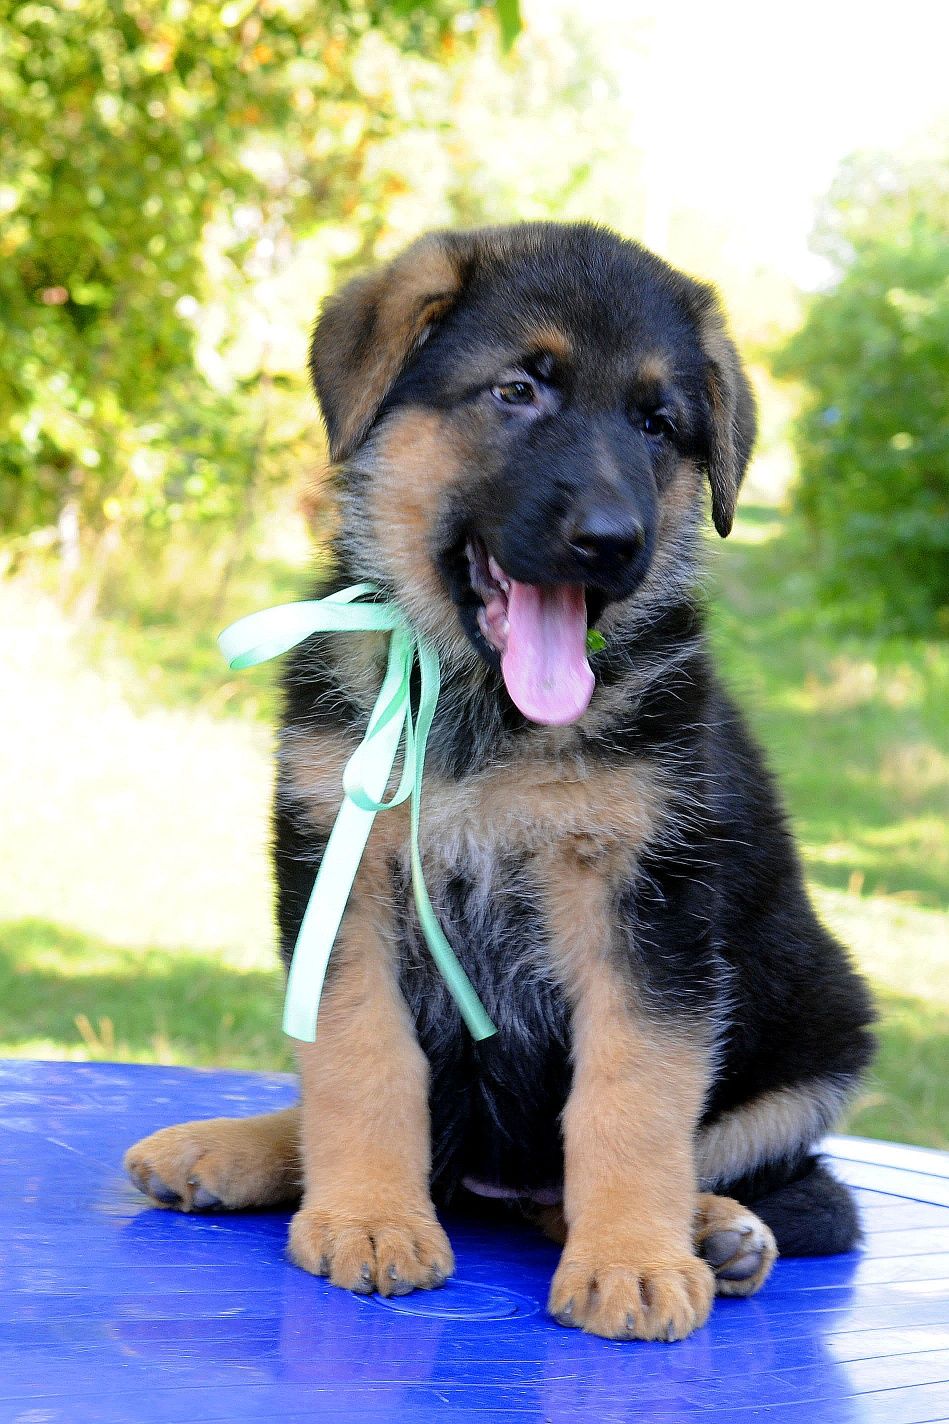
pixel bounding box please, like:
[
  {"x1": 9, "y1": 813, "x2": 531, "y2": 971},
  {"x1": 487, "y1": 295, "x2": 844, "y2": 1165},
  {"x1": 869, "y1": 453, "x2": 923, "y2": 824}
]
[{"x1": 218, "y1": 583, "x2": 497, "y2": 1045}]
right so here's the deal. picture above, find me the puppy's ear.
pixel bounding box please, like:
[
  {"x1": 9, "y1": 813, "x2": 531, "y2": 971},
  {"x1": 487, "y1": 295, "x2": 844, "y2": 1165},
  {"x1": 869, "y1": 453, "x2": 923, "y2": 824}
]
[
  {"x1": 689, "y1": 284, "x2": 758, "y2": 537},
  {"x1": 309, "y1": 233, "x2": 466, "y2": 462}
]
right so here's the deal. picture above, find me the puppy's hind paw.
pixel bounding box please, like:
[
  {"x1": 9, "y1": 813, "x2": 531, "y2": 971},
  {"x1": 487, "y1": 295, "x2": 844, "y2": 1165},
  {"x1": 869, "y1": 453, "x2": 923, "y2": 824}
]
[{"x1": 695, "y1": 1194, "x2": 777, "y2": 1297}]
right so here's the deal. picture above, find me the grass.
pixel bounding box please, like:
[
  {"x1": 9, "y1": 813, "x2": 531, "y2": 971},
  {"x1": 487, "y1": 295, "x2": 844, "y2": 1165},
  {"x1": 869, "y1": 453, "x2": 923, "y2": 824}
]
[
  {"x1": 0, "y1": 918, "x2": 291, "y2": 1071},
  {"x1": 0, "y1": 491, "x2": 946, "y2": 1147},
  {"x1": 709, "y1": 502, "x2": 948, "y2": 908},
  {"x1": 706, "y1": 500, "x2": 948, "y2": 1146}
]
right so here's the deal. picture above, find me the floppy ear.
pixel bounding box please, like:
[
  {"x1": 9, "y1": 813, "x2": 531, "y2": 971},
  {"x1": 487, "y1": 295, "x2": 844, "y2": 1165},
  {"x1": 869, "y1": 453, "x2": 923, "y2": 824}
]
[
  {"x1": 689, "y1": 285, "x2": 758, "y2": 537},
  {"x1": 309, "y1": 233, "x2": 466, "y2": 463}
]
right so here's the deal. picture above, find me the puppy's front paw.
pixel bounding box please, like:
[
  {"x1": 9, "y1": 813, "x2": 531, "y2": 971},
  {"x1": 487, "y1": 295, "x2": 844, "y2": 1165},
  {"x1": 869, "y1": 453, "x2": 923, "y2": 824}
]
[
  {"x1": 549, "y1": 1244, "x2": 714, "y2": 1341},
  {"x1": 288, "y1": 1202, "x2": 454, "y2": 1297}
]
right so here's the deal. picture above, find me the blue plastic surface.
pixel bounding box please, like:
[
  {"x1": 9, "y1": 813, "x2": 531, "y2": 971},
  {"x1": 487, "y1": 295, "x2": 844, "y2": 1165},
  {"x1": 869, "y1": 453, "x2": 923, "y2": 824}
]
[{"x1": 1, "y1": 1060, "x2": 948, "y2": 1423}]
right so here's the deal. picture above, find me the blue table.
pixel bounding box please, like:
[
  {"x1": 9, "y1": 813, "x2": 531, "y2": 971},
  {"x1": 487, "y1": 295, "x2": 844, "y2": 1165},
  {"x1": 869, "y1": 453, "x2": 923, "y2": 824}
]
[{"x1": 2, "y1": 1061, "x2": 948, "y2": 1424}]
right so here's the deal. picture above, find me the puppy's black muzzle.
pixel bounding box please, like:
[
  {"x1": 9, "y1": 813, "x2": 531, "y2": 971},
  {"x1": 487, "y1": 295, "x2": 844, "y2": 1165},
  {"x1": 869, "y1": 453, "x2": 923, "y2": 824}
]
[
  {"x1": 567, "y1": 505, "x2": 647, "y2": 583},
  {"x1": 484, "y1": 411, "x2": 659, "y2": 601}
]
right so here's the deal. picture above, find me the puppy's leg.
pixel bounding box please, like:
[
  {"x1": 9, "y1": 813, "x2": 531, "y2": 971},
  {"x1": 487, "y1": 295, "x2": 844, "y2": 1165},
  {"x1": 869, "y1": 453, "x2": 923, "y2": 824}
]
[
  {"x1": 125, "y1": 1107, "x2": 302, "y2": 1210},
  {"x1": 286, "y1": 845, "x2": 452, "y2": 1297},
  {"x1": 550, "y1": 1004, "x2": 714, "y2": 1340},
  {"x1": 542, "y1": 844, "x2": 714, "y2": 1341}
]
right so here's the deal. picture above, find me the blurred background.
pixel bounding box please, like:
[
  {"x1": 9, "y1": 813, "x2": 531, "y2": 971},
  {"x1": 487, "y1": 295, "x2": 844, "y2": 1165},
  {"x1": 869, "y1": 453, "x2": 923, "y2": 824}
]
[{"x1": 1, "y1": 0, "x2": 946, "y2": 1146}]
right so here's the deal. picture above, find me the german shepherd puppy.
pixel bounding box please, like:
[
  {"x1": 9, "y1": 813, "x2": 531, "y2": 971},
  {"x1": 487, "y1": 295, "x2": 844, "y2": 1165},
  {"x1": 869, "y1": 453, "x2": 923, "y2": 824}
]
[{"x1": 126, "y1": 223, "x2": 875, "y2": 1341}]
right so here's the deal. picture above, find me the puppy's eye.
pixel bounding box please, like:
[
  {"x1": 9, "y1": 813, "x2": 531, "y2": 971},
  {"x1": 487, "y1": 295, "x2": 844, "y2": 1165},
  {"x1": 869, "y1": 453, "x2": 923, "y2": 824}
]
[
  {"x1": 638, "y1": 409, "x2": 675, "y2": 440},
  {"x1": 492, "y1": 380, "x2": 536, "y2": 406}
]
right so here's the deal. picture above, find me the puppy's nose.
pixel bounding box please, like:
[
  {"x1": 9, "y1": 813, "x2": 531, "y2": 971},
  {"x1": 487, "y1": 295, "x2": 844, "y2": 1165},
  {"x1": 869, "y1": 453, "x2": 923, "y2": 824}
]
[{"x1": 568, "y1": 509, "x2": 645, "y2": 570}]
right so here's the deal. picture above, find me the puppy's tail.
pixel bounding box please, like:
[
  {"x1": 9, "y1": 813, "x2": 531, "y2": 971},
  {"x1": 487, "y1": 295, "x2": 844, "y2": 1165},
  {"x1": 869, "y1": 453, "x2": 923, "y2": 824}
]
[{"x1": 729, "y1": 1154, "x2": 862, "y2": 1256}]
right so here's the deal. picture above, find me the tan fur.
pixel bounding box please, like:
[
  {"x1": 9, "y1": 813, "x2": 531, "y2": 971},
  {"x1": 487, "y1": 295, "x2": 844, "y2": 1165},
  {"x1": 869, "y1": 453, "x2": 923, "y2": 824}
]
[
  {"x1": 123, "y1": 832, "x2": 447, "y2": 1302},
  {"x1": 421, "y1": 753, "x2": 668, "y2": 863},
  {"x1": 367, "y1": 407, "x2": 470, "y2": 653},
  {"x1": 539, "y1": 840, "x2": 715, "y2": 1340},
  {"x1": 279, "y1": 720, "x2": 410, "y2": 846},
  {"x1": 279, "y1": 729, "x2": 360, "y2": 822},
  {"x1": 636, "y1": 353, "x2": 672, "y2": 388},
  {"x1": 696, "y1": 1077, "x2": 851, "y2": 1190},
  {"x1": 124, "y1": 1107, "x2": 302, "y2": 1210},
  {"x1": 658, "y1": 459, "x2": 705, "y2": 542},
  {"x1": 521, "y1": 322, "x2": 572, "y2": 362},
  {"x1": 286, "y1": 838, "x2": 452, "y2": 1296},
  {"x1": 315, "y1": 236, "x2": 461, "y2": 462}
]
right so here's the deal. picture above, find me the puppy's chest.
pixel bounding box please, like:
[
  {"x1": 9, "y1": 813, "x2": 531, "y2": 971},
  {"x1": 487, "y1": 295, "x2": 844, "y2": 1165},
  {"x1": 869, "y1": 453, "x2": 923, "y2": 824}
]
[
  {"x1": 283, "y1": 724, "x2": 667, "y2": 865},
  {"x1": 398, "y1": 828, "x2": 547, "y2": 992},
  {"x1": 397, "y1": 758, "x2": 663, "y2": 993},
  {"x1": 417, "y1": 755, "x2": 666, "y2": 867}
]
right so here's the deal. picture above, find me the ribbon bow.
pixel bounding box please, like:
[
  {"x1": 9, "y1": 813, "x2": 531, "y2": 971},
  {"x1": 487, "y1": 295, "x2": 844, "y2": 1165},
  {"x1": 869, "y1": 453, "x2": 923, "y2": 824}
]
[{"x1": 219, "y1": 583, "x2": 497, "y2": 1045}]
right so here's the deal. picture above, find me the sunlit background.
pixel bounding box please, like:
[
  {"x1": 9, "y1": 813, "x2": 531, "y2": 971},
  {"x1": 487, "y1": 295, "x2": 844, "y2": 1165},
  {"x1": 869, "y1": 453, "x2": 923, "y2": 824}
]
[{"x1": 1, "y1": 0, "x2": 946, "y2": 1146}]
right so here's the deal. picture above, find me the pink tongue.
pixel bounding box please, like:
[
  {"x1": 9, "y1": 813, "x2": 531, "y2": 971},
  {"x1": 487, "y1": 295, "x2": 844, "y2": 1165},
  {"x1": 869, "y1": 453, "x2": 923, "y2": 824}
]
[{"x1": 501, "y1": 580, "x2": 595, "y2": 726}]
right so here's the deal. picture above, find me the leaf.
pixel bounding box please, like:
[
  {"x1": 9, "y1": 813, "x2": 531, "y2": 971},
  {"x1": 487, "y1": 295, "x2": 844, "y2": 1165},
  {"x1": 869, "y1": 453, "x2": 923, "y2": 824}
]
[
  {"x1": 491, "y1": 0, "x2": 522, "y2": 48},
  {"x1": 586, "y1": 629, "x2": 606, "y2": 654}
]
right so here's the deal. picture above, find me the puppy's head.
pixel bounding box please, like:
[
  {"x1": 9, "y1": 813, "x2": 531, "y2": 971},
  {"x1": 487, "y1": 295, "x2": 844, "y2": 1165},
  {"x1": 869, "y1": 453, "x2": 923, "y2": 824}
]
[{"x1": 310, "y1": 223, "x2": 756, "y2": 726}]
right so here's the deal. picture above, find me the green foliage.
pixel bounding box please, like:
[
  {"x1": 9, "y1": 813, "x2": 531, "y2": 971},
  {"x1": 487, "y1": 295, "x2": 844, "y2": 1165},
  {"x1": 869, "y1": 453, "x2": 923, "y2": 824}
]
[
  {"x1": 0, "y1": 0, "x2": 516, "y2": 569},
  {"x1": 774, "y1": 148, "x2": 949, "y2": 634},
  {"x1": 493, "y1": 0, "x2": 521, "y2": 48}
]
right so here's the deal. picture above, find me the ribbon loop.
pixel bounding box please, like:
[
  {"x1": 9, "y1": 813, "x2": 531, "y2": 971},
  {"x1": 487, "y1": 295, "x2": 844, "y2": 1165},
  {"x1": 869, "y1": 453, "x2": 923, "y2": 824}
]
[
  {"x1": 219, "y1": 585, "x2": 497, "y2": 1045},
  {"x1": 341, "y1": 627, "x2": 415, "y2": 813}
]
